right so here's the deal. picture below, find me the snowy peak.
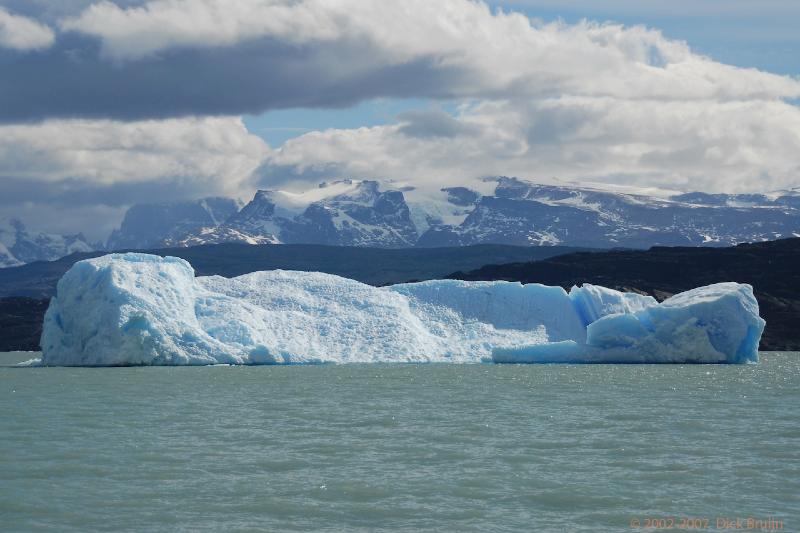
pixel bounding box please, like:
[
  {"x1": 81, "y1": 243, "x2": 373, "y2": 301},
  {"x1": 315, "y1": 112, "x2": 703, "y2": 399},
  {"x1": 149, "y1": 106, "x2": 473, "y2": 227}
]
[
  {"x1": 7, "y1": 178, "x2": 798, "y2": 266},
  {"x1": 287, "y1": 180, "x2": 418, "y2": 247},
  {"x1": 0, "y1": 217, "x2": 95, "y2": 269},
  {"x1": 246, "y1": 180, "x2": 379, "y2": 215},
  {"x1": 494, "y1": 178, "x2": 665, "y2": 209},
  {"x1": 183, "y1": 180, "x2": 419, "y2": 248}
]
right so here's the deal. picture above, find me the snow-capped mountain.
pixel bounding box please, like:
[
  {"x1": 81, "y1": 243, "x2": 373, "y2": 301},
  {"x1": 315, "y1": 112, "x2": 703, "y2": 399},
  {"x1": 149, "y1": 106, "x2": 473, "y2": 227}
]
[
  {"x1": 107, "y1": 197, "x2": 241, "y2": 250},
  {"x1": 0, "y1": 218, "x2": 95, "y2": 268},
  {"x1": 109, "y1": 178, "x2": 800, "y2": 251},
  {"x1": 166, "y1": 180, "x2": 419, "y2": 248},
  {"x1": 418, "y1": 178, "x2": 800, "y2": 247}
]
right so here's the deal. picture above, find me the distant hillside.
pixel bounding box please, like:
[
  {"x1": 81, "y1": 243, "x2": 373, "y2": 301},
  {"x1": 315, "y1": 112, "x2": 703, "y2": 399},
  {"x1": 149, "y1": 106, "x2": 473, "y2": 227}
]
[
  {"x1": 0, "y1": 298, "x2": 49, "y2": 351},
  {"x1": 450, "y1": 238, "x2": 800, "y2": 351}
]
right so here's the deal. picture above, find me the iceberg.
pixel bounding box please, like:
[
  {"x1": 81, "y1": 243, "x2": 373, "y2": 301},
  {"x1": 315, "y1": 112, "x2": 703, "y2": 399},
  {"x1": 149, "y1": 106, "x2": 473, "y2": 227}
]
[{"x1": 40, "y1": 253, "x2": 765, "y2": 366}]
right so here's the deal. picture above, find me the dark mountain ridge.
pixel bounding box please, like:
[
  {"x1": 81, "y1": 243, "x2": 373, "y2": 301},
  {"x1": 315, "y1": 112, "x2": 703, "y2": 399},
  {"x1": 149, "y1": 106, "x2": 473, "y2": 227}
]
[{"x1": 0, "y1": 242, "x2": 583, "y2": 299}]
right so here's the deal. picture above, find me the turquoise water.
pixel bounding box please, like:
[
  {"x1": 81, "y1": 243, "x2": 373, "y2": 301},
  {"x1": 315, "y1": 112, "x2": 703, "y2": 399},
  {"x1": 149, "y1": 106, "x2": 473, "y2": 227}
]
[{"x1": 1, "y1": 352, "x2": 798, "y2": 532}]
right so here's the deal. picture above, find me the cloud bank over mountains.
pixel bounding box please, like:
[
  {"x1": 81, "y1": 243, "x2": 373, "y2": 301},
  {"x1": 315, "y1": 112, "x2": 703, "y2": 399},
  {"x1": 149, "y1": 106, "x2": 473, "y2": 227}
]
[{"x1": 0, "y1": 0, "x2": 799, "y2": 236}]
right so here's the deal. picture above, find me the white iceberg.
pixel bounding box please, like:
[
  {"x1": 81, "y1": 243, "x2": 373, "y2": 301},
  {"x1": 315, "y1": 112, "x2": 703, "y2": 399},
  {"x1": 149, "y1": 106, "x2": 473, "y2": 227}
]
[{"x1": 40, "y1": 253, "x2": 765, "y2": 366}]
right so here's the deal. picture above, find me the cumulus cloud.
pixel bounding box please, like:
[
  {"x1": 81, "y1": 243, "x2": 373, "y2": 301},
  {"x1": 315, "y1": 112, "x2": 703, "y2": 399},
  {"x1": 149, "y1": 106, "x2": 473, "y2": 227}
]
[
  {"x1": 59, "y1": 0, "x2": 343, "y2": 58},
  {"x1": 0, "y1": 116, "x2": 266, "y2": 188},
  {"x1": 263, "y1": 97, "x2": 800, "y2": 194},
  {"x1": 61, "y1": 0, "x2": 799, "y2": 100},
  {"x1": 502, "y1": 0, "x2": 800, "y2": 18},
  {"x1": 0, "y1": 0, "x2": 796, "y2": 122},
  {"x1": 0, "y1": 7, "x2": 55, "y2": 50},
  {"x1": 0, "y1": 116, "x2": 268, "y2": 238}
]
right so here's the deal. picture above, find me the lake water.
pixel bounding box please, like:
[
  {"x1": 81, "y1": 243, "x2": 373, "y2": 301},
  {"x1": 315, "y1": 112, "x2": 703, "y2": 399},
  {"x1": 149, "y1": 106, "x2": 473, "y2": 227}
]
[{"x1": 1, "y1": 352, "x2": 798, "y2": 532}]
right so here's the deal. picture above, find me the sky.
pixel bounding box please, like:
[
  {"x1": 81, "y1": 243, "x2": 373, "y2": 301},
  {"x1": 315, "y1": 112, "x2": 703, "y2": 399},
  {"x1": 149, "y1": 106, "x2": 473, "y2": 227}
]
[{"x1": 0, "y1": 0, "x2": 799, "y2": 241}]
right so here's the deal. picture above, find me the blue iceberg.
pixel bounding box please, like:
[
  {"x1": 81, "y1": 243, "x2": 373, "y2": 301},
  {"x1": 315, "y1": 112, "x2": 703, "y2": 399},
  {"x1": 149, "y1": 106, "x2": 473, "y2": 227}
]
[{"x1": 40, "y1": 253, "x2": 765, "y2": 366}]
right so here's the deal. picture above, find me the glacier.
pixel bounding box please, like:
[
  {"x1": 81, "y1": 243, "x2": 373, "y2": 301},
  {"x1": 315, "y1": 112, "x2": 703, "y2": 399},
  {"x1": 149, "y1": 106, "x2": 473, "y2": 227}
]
[{"x1": 39, "y1": 253, "x2": 765, "y2": 366}]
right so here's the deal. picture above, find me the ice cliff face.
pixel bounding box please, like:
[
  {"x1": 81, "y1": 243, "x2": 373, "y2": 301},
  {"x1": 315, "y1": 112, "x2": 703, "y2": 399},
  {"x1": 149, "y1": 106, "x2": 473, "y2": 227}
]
[
  {"x1": 0, "y1": 218, "x2": 95, "y2": 269},
  {"x1": 106, "y1": 178, "x2": 800, "y2": 251},
  {"x1": 40, "y1": 253, "x2": 764, "y2": 366}
]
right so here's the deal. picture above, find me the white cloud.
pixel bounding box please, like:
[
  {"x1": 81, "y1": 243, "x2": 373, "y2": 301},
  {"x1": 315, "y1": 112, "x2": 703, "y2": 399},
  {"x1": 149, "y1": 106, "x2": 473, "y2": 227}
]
[
  {"x1": 0, "y1": 7, "x2": 55, "y2": 50},
  {"x1": 61, "y1": 0, "x2": 800, "y2": 102},
  {"x1": 0, "y1": 116, "x2": 268, "y2": 193},
  {"x1": 0, "y1": 115, "x2": 269, "y2": 239},
  {"x1": 264, "y1": 97, "x2": 800, "y2": 194},
  {"x1": 60, "y1": 0, "x2": 342, "y2": 57},
  {"x1": 499, "y1": 0, "x2": 800, "y2": 18}
]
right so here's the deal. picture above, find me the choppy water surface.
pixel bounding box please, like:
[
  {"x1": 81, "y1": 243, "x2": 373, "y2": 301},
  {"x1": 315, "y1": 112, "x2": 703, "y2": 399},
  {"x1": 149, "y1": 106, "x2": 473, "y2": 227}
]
[{"x1": 1, "y1": 352, "x2": 798, "y2": 532}]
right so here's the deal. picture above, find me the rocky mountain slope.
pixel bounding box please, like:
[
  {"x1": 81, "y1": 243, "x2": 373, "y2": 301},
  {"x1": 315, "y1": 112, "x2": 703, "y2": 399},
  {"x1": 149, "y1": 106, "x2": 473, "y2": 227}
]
[
  {"x1": 7, "y1": 178, "x2": 796, "y2": 269},
  {"x1": 419, "y1": 179, "x2": 800, "y2": 247},
  {"x1": 164, "y1": 180, "x2": 419, "y2": 248},
  {"x1": 106, "y1": 197, "x2": 240, "y2": 250}
]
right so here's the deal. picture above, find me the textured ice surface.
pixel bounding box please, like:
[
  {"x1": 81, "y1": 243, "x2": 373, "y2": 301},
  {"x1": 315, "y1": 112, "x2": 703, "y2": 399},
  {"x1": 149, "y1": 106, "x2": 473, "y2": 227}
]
[
  {"x1": 494, "y1": 283, "x2": 765, "y2": 364},
  {"x1": 40, "y1": 254, "x2": 765, "y2": 366}
]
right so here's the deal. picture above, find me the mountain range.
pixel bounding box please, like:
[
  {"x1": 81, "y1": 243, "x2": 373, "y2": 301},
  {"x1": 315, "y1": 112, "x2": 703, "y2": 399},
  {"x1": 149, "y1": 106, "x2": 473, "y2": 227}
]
[
  {"x1": 3, "y1": 177, "x2": 800, "y2": 268},
  {"x1": 110, "y1": 178, "x2": 800, "y2": 251},
  {"x1": 0, "y1": 218, "x2": 95, "y2": 269}
]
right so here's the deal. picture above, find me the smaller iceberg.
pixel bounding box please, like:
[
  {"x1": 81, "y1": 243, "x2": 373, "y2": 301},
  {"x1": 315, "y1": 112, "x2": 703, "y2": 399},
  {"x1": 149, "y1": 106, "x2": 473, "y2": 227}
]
[
  {"x1": 494, "y1": 284, "x2": 764, "y2": 364},
  {"x1": 40, "y1": 253, "x2": 765, "y2": 366}
]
